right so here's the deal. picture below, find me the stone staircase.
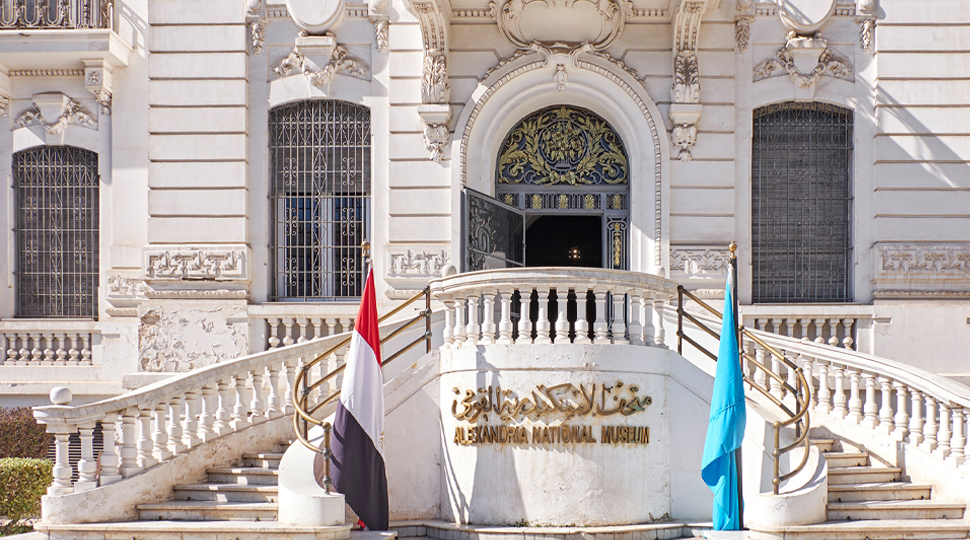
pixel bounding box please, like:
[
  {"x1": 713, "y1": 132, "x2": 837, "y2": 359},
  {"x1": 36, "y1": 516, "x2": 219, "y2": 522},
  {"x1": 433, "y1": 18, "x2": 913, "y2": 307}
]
[{"x1": 749, "y1": 438, "x2": 970, "y2": 539}]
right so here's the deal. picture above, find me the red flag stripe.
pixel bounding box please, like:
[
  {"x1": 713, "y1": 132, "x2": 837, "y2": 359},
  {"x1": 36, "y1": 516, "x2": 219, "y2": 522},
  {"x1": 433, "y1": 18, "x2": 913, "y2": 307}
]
[{"x1": 353, "y1": 268, "x2": 382, "y2": 368}]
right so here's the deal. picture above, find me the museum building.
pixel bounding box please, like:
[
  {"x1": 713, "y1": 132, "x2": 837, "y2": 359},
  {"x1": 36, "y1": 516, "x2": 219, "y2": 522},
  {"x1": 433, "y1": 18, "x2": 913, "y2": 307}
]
[{"x1": 1, "y1": 0, "x2": 970, "y2": 537}]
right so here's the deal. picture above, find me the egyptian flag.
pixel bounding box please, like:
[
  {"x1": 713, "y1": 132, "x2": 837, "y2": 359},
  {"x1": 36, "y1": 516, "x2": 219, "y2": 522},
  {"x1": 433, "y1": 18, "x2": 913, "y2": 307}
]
[{"x1": 331, "y1": 268, "x2": 389, "y2": 530}]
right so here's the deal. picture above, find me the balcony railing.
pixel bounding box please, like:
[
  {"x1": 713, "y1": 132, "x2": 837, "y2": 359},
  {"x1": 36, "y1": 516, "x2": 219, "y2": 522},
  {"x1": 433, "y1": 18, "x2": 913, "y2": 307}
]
[
  {"x1": 0, "y1": 319, "x2": 99, "y2": 365},
  {"x1": 248, "y1": 304, "x2": 360, "y2": 352},
  {"x1": 0, "y1": 0, "x2": 112, "y2": 29},
  {"x1": 740, "y1": 305, "x2": 874, "y2": 352}
]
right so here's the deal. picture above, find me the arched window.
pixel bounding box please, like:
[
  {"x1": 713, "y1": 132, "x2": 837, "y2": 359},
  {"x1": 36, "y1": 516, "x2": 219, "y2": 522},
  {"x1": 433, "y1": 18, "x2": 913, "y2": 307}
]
[
  {"x1": 751, "y1": 102, "x2": 853, "y2": 303},
  {"x1": 269, "y1": 100, "x2": 371, "y2": 301},
  {"x1": 14, "y1": 146, "x2": 100, "y2": 318}
]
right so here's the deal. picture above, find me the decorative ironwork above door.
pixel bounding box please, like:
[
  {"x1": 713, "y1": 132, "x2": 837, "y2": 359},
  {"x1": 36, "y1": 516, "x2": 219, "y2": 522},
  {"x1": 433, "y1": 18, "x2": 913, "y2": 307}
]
[{"x1": 497, "y1": 105, "x2": 629, "y2": 186}]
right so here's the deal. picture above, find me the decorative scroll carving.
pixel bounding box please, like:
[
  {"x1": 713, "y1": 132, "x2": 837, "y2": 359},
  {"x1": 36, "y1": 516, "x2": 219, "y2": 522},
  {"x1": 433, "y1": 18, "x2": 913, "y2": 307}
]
[
  {"x1": 497, "y1": 105, "x2": 629, "y2": 186},
  {"x1": 879, "y1": 245, "x2": 970, "y2": 276},
  {"x1": 421, "y1": 49, "x2": 449, "y2": 103},
  {"x1": 13, "y1": 96, "x2": 96, "y2": 134},
  {"x1": 274, "y1": 44, "x2": 368, "y2": 87},
  {"x1": 672, "y1": 50, "x2": 699, "y2": 103},
  {"x1": 424, "y1": 123, "x2": 450, "y2": 162},
  {"x1": 670, "y1": 247, "x2": 730, "y2": 277},
  {"x1": 669, "y1": 0, "x2": 708, "y2": 161},
  {"x1": 388, "y1": 249, "x2": 451, "y2": 277},
  {"x1": 144, "y1": 249, "x2": 247, "y2": 281},
  {"x1": 108, "y1": 275, "x2": 149, "y2": 298},
  {"x1": 753, "y1": 44, "x2": 853, "y2": 88},
  {"x1": 492, "y1": 0, "x2": 630, "y2": 51},
  {"x1": 249, "y1": 19, "x2": 266, "y2": 54},
  {"x1": 735, "y1": 16, "x2": 752, "y2": 53}
]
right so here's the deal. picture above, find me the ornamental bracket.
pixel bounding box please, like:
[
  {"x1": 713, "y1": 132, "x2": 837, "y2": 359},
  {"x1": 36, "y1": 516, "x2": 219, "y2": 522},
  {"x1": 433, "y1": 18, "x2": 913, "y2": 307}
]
[
  {"x1": 405, "y1": 0, "x2": 453, "y2": 161},
  {"x1": 669, "y1": 0, "x2": 713, "y2": 161}
]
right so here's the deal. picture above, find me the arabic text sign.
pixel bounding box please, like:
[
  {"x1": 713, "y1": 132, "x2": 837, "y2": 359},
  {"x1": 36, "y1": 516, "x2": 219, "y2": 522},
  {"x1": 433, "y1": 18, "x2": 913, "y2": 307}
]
[{"x1": 451, "y1": 381, "x2": 653, "y2": 423}]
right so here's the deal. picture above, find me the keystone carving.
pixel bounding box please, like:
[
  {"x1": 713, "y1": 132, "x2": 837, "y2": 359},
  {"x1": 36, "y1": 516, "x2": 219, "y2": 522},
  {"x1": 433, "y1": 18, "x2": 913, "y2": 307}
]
[
  {"x1": 13, "y1": 94, "x2": 97, "y2": 134},
  {"x1": 753, "y1": 41, "x2": 853, "y2": 88},
  {"x1": 492, "y1": 0, "x2": 631, "y2": 51},
  {"x1": 274, "y1": 43, "x2": 368, "y2": 87}
]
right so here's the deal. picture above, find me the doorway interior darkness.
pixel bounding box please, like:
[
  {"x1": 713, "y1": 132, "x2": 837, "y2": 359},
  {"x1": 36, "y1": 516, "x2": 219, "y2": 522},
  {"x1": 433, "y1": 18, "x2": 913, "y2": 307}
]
[{"x1": 526, "y1": 215, "x2": 602, "y2": 267}]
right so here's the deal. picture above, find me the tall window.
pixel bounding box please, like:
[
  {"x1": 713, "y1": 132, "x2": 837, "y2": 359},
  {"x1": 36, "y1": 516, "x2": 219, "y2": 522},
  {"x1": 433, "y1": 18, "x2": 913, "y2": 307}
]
[
  {"x1": 269, "y1": 100, "x2": 371, "y2": 301},
  {"x1": 14, "y1": 146, "x2": 100, "y2": 318},
  {"x1": 751, "y1": 102, "x2": 853, "y2": 303}
]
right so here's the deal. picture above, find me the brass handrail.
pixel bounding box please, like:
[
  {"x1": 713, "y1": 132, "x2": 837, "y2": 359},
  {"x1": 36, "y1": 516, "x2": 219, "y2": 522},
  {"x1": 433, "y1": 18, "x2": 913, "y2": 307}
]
[
  {"x1": 676, "y1": 271, "x2": 812, "y2": 496},
  {"x1": 291, "y1": 286, "x2": 433, "y2": 492}
]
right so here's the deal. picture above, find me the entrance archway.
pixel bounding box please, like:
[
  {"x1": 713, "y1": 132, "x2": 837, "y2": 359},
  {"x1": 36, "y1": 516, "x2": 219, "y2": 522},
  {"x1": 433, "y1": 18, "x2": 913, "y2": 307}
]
[{"x1": 495, "y1": 105, "x2": 630, "y2": 270}]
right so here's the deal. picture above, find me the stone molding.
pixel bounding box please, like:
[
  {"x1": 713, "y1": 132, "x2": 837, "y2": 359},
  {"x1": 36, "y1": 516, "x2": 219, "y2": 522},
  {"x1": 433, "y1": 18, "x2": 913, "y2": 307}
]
[
  {"x1": 143, "y1": 248, "x2": 247, "y2": 281},
  {"x1": 145, "y1": 289, "x2": 249, "y2": 299},
  {"x1": 13, "y1": 93, "x2": 97, "y2": 134},
  {"x1": 670, "y1": 246, "x2": 730, "y2": 278},
  {"x1": 83, "y1": 60, "x2": 113, "y2": 116},
  {"x1": 10, "y1": 69, "x2": 85, "y2": 77}
]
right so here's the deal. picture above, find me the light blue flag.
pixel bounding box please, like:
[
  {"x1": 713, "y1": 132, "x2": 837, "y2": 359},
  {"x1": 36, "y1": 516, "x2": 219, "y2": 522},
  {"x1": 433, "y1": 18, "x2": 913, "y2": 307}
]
[{"x1": 700, "y1": 271, "x2": 747, "y2": 530}]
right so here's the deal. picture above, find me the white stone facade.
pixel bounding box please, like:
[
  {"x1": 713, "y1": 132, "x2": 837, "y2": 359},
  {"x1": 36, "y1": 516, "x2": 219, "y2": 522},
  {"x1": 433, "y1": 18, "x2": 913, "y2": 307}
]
[{"x1": 1, "y1": 0, "x2": 969, "y2": 406}]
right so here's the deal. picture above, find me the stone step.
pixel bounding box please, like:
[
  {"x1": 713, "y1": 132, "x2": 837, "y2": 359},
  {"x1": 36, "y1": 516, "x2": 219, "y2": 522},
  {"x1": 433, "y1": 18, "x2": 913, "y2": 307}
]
[
  {"x1": 388, "y1": 520, "x2": 691, "y2": 540},
  {"x1": 36, "y1": 520, "x2": 362, "y2": 540},
  {"x1": 827, "y1": 500, "x2": 966, "y2": 521},
  {"x1": 822, "y1": 451, "x2": 868, "y2": 468},
  {"x1": 243, "y1": 452, "x2": 284, "y2": 468},
  {"x1": 174, "y1": 482, "x2": 279, "y2": 502},
  {"x1": 827, "y1": 466, "x2": 901, "y2": 485},
  {"x1": 136, "y1": 500, "x2": 278, "y2": 521},
  {"x1": 748, "y1": 519, "x2": 970, "y2": 540},
  {"x1": 809, "y1": 439, "x2": 835, "y2": 453},
  {"x1": 828, "y1": 482, "x2": 933, "y2": 502},
  {"x1": 207, "y1": 466, "x2": 280, "y2": 485}
]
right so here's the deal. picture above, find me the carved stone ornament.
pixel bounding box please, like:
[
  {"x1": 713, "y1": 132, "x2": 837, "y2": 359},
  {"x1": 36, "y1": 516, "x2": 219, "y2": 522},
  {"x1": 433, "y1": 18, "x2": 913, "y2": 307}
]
[
  {"x1": 106, "y1": 275, "x2": 149, "y2": 313},
  {"x1": 670, "y1": 0, "x2": 709, "y2": 162},
  {"x1": 84, "y1": 60, "x2": 113, "y2": 115},
  {"x1": 671, "y1": 123, "x2": 697, "y2": 162},
  {"x1": 144, "y1": 249, "x2": 247, "y2": 281},
  {"x1": 0, "y1": 95, "x2": 9, "y2": 117},
  {"x1": 285, "y1": 0, "x2": 345, "y2": 34},
  {"x1": 274, "y1": 42, "x2": 369, "y2": 87},
  {"x1": 878, "y1": 245, "x2": 970, "y2": 277},
  {"x1": 670, "y1": 247, "x2": 730, "y2": 278},
  {"x1": 492, "y1": 0, "x2": 631, "y2": 51},
  {"x1": 421, "y1": 50, "x2": 449, "y2": 103},
  {"x1": 554, "y1": 63, "x2": 567, "y2": 91},
  {"x1": 753, "y1": 38, "x2": 853, "y2": 88},
  {"x1": 388, "y1": 249, "x2": 452, "y2": 278},
  {"x1": 369, "y1": 0, "x2": 389, "y2": 53},
  {"x1": 777, "y1": 0, "x2": 836, "y2": 36},
  {"x1": 249, "y1": 19, "x2": 266, "y2": 54},
  {"x1": 13, "y1": 93, "x2": 97, "y2": 134},
  {"x1": 735, "y1": 16, "x2": 752, "y2": 53},
  {"x1": 672, "y1": 50, "x2": 699, "y2": 104},
  {"x1": 856, "y1": 17, "x2": 874, "y2": 53},
  {"x1": 424, "y1": 123, "x2": 450, "y2": 162}
]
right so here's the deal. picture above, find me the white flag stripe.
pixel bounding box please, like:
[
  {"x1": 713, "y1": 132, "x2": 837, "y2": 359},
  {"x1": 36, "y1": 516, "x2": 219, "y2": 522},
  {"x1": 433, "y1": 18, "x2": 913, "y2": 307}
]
[{"x1": 340, "y1": 330, "x2": 385, "y2": 459}]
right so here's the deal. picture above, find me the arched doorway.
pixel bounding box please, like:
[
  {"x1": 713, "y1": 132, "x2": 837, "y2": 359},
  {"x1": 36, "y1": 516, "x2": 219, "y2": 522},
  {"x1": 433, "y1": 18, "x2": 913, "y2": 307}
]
[{"x1": 495, "y1": 105, "x2": 630, "y2": 270}]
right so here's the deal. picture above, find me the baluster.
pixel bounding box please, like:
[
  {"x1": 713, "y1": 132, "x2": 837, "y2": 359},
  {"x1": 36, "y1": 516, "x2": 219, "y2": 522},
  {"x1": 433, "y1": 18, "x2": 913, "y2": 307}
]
[
  {"x1": 769, "y1": 352, "x2": 783, "y2": 399},
  {"x1": 4, "y1": 334, "x2": 17, "y2": 365},
  {"x1": 574, "y1": 289, "x2": 592, "y2": 345},
  {"x1": 593, "y1": 290, "x2": 609, "y2": 344},
  {"x1": 753, "y1": 345, "x2": 767, "y2": 391},
  {"x1": 48, "y1": 429, "x2": 74, "y2": 495},
  {"x1": 481, "y1": 290, "x2": 497, "y2": 345},
  {"x1": 283, "y1": 359, "x2": 296, "y2": 416},
  {"x1": 816, "y1": 360, "x2": 831, "y2": 413},
  {"x1": 443, "y1": 299, "x2": 456, "y2": 348},
  {"x1": 516, "y1": 290, "x2": 533, "y2": 345},
  {"x1": 654, "y1": 300, "x2": 666, "y2": 347},
  {"x1": 183, "y1": 392, "x2": 201, "y2": 449},
  {"x1": 923, "y1": 396, "x2": 938, "y2": 452},
  {"x1": 55, "y1": 333, "x2": 67, "y2": 365},
  {"x1": 267, "y1": 366, "x2": 282, "y2": 419},
  {"x1": 878, "y1": 377, "x2": 894, "y2": 434},
  {"x1": 453, "y1": 297, "x2": 467, "y2": 347},
  {"x1": 214, "y1": 379, "x2": 232, "y2": 436},
  {"x1": 68, "y1": 334, "x2": 80, "y2": 364},
  {"x1": 641, "y1": 294, "x2": 654, "y2": 347},
  {"x1": 847, "y1": 369, "x2": 863, "y2": 423},
  {"x1": 153, "y1": 402, "x2": 172, "y2": 461},
  {"x1": 766, "y1": 318, "x2": 777, "y2": 338},
  {"x1": 16, "y1": 333, "x2": 29, "y2": 364},
  {"x1": 297, "y1": 317, "x2": 309, "y2": 343},
  {"x1": 800, "y1": 354, "x2": 814, "y2": 406},
  {"x1": 311, "y1": 318, "x2": 323, "y2": 340},
  {"x1": 497, "y1": 291, "x2": 513, "y2": 345},
  {"x1": 268, "y1": 318, "x2": 281, "y2": 349},
  {"x1": 813, "y1": 319, "x2": 825, "y2": 344},
  {"x1": 119, "y1": 408, "x2": 141, "y2": 478},
  {"x1": 167, "y1": 396, "x2": 186, "y2": 455},
  {"x1": 842, "y1": 318, "x2": 855, "y2": 350},
  {"x1": 231, "y1": 374, "x2": 248, "y2": 430},
  {"x1": 74, "y1": 424, "x2": 98, "y2": 492},
  {"x1": 890, "y1": 382, "x2": 908, "y2": 438},
  {"x1": 862, "y1": 372, "x2": 878, "y2": 428},
  {"x1": 909, "y1": 389, "x2": 924, "y2": 445},
  {"x1": 554, "y1": 288, "x2": 570, "y2": 344},
  {"x1": 534, "y1": 290, "x2": 552, "y2": 344},
  {"x1": 611, "y1": 291, "x2": 628, "y2": 344},
  {"x1": 828, "y1": 318, "x2": 841, "y2": 347},
  {"x1": 628, "y1": 294, "x2": 643, "y2": 345},
  {"x1": 250, "y1": 369, "x2": 266, "y2": 424},
  {"x1": 784, "y1": 318, "x2": 795, "y2": 338},
  {"x1": 1, "y1": 333, "x2": 9, "y2": 364},
  {"x1": 99, "y1": 413, "x2": 122, "y2": 486},
  {"x1": 282, "y1": 319, "x2": 295, "y2": 347},
  {"x1": 951, "y1": 406, "x2": 966, "y2": 464},
  {"x1": 937, "y1": 402, "x2": 952, "y2": 458},
  {"x1": 137, "y1": 407, "x2": 157, "y2": 469},
  {"x1": 464, "y1": 294, "x2": 481, "y2": 346},
  {"x1": 784, "y1": 353, "x2": 796, "y2": 399},
  {"x1": 325, "y1": 318, "x2": 337, "y2": 339},
  {"x1": 42, "y1": 332, "x2": 55, "y2": 364},
  {"x1": 199, "y1": 386, "x2": 217, "y2": 442},
  {"x1": 80, "y1": 334, "x2": 91, "y2": 364},
  {"x1": 798, "y1": 319, "x2": 810, "y2": 341},
  {"x1": 31, "y1": 334, "x2": 42, "y2": 363},
  {"x1": 831, "y1": 365, "x2": 847, "y2": 418}
]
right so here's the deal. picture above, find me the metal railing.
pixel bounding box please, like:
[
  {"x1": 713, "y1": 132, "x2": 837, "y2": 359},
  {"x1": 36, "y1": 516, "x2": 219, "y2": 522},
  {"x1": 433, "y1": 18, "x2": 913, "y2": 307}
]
[
  {"x1": 291, "y1": 286, "x2": 432, "y2": 493},
  {"x1": 0, "y1": 0, "x2": 113, "y2": 29},
  {"x1": 676, "y1": 245, "x2": 812, "y2": 495}
]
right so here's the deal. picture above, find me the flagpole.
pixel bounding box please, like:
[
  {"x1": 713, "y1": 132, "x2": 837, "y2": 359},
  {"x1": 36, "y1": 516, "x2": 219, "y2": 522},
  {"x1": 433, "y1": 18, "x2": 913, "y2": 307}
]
[{"x1": 730, "y1": 241, "x2": 744, "y2": 530}]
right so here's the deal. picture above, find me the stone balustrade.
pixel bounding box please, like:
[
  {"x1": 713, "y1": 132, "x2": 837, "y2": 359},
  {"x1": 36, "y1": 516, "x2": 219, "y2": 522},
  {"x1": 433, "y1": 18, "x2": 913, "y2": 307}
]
[
  {"x1": 745, "y1": 326, "x2": 970, "y2": 469},
  {"x1": 0, "y1": 320, "x2": 98, "y2": 366},
  {"x1": 32, "y1": 332, "x2": 355, "y2": 496},
  {"x1": 249, "y1": 304, "x2": 359, "y2": 352},
  {"x1": 740, "y1": 305, "x2": 874, "y2": 352},
  {"x1": 430, "y1": 267, "x2": 677, "y2": 348},
  {"x1": 0, "y1": 0, "x2": 113, "y2": 29}
]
